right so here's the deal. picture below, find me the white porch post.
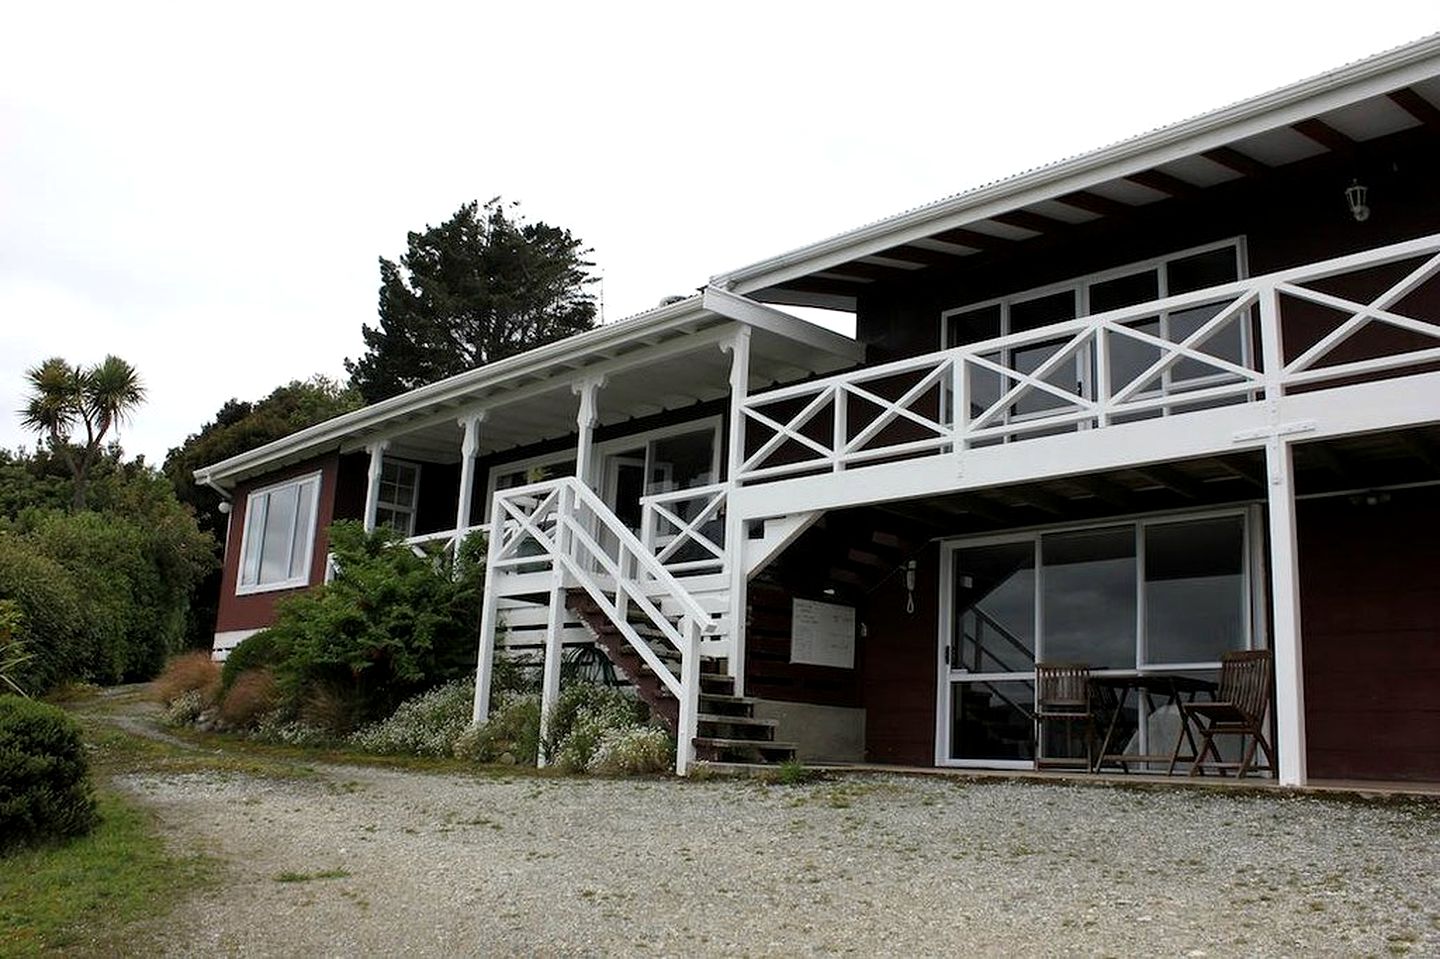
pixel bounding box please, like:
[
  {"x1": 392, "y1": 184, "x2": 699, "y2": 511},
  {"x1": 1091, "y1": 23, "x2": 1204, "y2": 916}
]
[
  {"x1": 362, "y1": 440, "x2": 389, "y2": 533},
  {"x1": 573, "y1": 376, "x2": 605, "y2": 490},
  {"x1": 722, "y1": 327, "x2": 752, "y2": 695},
  {"x1": 1257, "y1": 279, "x2": 1306, "y2": 786},
  {"x1": 471, "y1": 502, "x2": 505, "y2": 725},
  {"x1": 536, "y1": 481, "x2": 573, "y2": 767},
  {"x1": 454, "y1": 412, "x2": 485, "y2": 542},
  {"x1": 1265, "y1": 437, "x2": 1307, "y2": 786}
]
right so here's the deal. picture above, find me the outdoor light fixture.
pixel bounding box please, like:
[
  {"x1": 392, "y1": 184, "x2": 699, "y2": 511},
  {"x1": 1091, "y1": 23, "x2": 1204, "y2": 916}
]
[{"x1": 1345, "y1": 179, "x2": 1371, "y2": 222}]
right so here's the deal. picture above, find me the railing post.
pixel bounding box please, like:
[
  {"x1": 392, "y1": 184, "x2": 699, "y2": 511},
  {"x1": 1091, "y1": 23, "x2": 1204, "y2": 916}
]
[
  {"x1": 1257, "y1": 281, "x2": 1285, "y2": 402},
  {"x1": 1093, "y1": 322, "x2": 1111, "y2": 429},
  {"x1": 536, "y1": 483, "x2": 571, "y2": 768},
  {"x1": 676, "y1": 617, "x2": 701, "y2": 776},
  {"x1": 472, "y1": 491, "x2": 507, "y2": 725},
  {"x1": 951, "y1": 355, "x2": 969, "y2": 467},
  {"x1": 832, "y1": 385, "x2": 847, "y2": 472}
]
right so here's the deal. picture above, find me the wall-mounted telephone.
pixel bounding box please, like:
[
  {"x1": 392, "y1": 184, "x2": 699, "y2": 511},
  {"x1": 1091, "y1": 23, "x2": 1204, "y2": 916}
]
[{"x1": 904, "y1": 560, "x2": 917, "y2": 614}]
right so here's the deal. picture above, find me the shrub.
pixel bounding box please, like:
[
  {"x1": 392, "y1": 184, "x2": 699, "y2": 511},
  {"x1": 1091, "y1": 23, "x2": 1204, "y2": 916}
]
[
  {"x1": 217, "y1": 668, "x2": 278, "y2": 729},
  {"x1": 219, "y1": 631, "x2": 281, "y2": 690},
  {"x1": 298, "y1": 683, "x2": 362, "y2": 737},
  {"x1": 349, "y1": 679, "x2": 474, "y2": 756},
  {"x1": 454, "y1": 693, "x2": 541, "y2": 765},
  {"x1": 149, "y1": 651, "x2": 220, "y2": 708},
  {"x1": 0, "y1": 695, "x2": 98, "y2": 852},
  {"x1": 540, "y1": 682, "x2": 645, "y2": 765},
  {"x1": 0, "y1": 599, "x2": 32, "y2": 697},
  {"x1": 0, "y1": 533, "x2": 92, "y2": 694},
  {"x1": 251, "y1": 713, "x2": 330, "y2": 748},
  {"x1": 589, "y1": 726, "x2": 674, "y2": 776},
  {"x1": 248, "y1": 521, "x2": 486, "y2": 724}
]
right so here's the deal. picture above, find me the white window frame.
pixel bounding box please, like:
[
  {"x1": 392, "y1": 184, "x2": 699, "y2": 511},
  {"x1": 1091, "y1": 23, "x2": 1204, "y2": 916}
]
[
  {"x1": 374, "y1": 458, "x2": 422, "y2": 537},
  {"x1": 235, "y1": 470, "x2": 323, "y2": 596}
]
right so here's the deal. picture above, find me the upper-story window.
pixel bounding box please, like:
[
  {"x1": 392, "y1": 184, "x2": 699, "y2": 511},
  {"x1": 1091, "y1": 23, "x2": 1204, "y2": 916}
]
[
  {"x1": 237, "y1": 471, "x2": 322, "y2": 594},
  {"x1": 941, "y1": 240, "x2": 1247, "y2": 420},
  {"x1": 374, "y1": 460, "x2": 421, "y2": 536}
]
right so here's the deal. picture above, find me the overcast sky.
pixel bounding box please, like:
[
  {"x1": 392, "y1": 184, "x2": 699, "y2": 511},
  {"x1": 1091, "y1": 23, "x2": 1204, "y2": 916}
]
[{"x1": 2, "y1": 2, "x2": 1436, "y2": 465}]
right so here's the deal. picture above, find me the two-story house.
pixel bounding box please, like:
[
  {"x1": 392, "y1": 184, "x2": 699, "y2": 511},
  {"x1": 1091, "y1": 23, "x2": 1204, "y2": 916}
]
[{"x1": 196, "y1": 34, "x2": 1440, "y2": 786}]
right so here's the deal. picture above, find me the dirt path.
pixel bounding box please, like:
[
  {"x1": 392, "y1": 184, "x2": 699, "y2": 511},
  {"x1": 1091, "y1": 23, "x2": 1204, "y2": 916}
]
[{"x1": 93, "y1": 704, "x2": 1440, "y2": 957}]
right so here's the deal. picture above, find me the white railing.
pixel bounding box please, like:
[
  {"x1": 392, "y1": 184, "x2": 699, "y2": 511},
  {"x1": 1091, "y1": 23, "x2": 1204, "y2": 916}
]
[
  {"x1": 737, "y1": 233, "x2": 1440, "y2": 483},
  {"x1": 639, "y1": 483, "x2": 729, "y2": 578},
  {"x1": 477, "y1": 476, "x2": 715, "y2": 774},
  {"x1": 402, "y1": 522, "x2": 490, "y2": 563}
]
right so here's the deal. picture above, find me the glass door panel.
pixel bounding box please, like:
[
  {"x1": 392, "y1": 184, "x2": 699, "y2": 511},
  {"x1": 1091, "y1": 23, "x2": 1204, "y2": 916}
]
[{"x1": 1040, "y1": 526, "x2": 1137, "y2": 668}]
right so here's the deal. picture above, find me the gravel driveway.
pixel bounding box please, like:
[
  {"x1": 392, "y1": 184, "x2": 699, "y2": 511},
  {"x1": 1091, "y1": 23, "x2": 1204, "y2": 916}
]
[{"x1": 114, "y1": 761, "x2": 1438, "y2": 957}]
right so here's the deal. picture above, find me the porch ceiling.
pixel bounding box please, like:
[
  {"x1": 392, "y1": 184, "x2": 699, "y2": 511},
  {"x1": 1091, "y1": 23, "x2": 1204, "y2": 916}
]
[
  {"x1": 851, "y1": 425, "x2": 1440, "y2": 539},
  {"x1": 717, "y1": 41, "x2": 1440, "y2": 310}
]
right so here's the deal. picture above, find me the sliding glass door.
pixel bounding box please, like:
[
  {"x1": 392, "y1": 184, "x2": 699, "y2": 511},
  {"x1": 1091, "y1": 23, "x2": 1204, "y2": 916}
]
[{"x1": 939, "y1": 510, "x2": 1256, "y2": 767}]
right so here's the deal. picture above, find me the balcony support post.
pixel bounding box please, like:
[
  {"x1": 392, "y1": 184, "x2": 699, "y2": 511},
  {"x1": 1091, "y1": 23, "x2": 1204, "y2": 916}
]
[
  {"x1": 722, "y1": 328, "x2": 752, "y2": 693},
  {"x1": 454, "y1": 412, "x2": 486, "y2": 554}
]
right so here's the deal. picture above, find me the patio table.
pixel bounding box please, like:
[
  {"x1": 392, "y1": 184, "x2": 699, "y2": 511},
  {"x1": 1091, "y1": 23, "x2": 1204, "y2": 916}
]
[{"x1": 1090, "y1": 674, "x2": 1217, "y2": 773}]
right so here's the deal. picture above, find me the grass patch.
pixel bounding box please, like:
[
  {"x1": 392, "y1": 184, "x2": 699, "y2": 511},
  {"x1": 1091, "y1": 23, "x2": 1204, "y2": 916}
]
[
  {"x1": 274, "y1": 868, "x2": 351, "y2": 883},
  {"x1": 0, "y1": 789, "x2": 214, "y2": 958}
]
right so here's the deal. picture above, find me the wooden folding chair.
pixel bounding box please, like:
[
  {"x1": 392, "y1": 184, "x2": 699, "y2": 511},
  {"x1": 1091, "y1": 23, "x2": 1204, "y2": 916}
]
[
  {"x1": 1170, "y1": 649, "x2": 1275, "y2": 777},
  {"x1": 1034, "y1": 662, "x2": 1094, "y2": 771}
]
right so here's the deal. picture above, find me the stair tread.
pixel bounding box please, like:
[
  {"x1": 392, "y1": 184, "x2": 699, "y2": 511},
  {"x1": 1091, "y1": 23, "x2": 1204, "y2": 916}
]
[
  {"x1": 692, "y1": 736, "x2": 798, "y2": 749},
  {"x1": 696, "y1": 713, "x2": 778, "y2": 727}
]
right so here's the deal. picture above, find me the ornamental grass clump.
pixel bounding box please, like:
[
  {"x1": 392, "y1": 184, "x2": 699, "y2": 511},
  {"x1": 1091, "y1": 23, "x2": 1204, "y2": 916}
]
[
  {"x1": 216, "y1": 668, "x2": 279, "y2": 729},
  {"x1": 150, "y1": 651, "x2": 220, "y2": 710},
  {"x1": 0, "y1": 695, "x2": 98, "y2": 852},
  {"x1": 349, "y1": 679, "x2": 474, "y2": 756}
]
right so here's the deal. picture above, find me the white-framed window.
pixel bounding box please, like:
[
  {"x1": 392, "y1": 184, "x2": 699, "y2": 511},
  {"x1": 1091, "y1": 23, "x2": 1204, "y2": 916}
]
[
  {"x1": 374, "y1": 459, "x2": 421, "y2": 536},
  {"x1": 940, "y1": 239, "x2": 1250, "y2": 424},
  {"x1": 237, "y1": 471, "x2": 323, "y2": 595}
]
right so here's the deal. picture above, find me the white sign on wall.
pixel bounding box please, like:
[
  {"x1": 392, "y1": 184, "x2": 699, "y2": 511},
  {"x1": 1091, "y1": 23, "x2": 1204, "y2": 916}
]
[{"x1": 790, "y1": 598, "x2": 857, "y2": 669}]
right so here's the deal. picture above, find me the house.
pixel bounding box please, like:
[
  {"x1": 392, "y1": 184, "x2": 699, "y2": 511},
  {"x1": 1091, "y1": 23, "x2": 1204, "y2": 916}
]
[{"x1": 195, "y1": 34, "x2": 1440, "y2": 786}]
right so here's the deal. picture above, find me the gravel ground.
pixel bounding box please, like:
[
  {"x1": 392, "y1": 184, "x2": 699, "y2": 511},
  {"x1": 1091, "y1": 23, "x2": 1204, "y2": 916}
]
[{"x1": 114, "y1": 762, "x2": 1439, "y2": 958}]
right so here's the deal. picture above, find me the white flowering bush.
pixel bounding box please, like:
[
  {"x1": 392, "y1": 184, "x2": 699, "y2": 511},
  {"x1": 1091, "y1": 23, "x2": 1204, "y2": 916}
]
[
  {"x1": 588, "y1": 725, "x2": 674, "y2": 775},
  {"x1": 252, "y1": 712, "x2": 330, "y2": 747},
  {"x1": 349, "y1": 679, "x2": 474, "y2": 757},
  {"x1": 161, "y1": 689, "x2": 205, "y2": 728}
]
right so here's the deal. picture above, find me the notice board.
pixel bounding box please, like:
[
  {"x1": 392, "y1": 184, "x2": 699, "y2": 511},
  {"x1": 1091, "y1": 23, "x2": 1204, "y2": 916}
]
[{"x1": 790, "y1": 598, "x2": 857, "y2": 669}]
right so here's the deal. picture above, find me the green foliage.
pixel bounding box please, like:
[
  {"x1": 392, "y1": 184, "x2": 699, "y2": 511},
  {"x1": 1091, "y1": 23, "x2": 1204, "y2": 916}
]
[
  {"x1": 767, "y1": 759, "x2": 820, "y2": 786},
  {"x1": 0, "y1": 446, "x2": 215, "y2": 692},
  {"x1": 244, "y1": 521, "x2": 485, "y2": 724},
  {"x1": 20, "y1": 355, "x2": 145, "y2": 510},
  {"x1": 541, "y1": 682, "x2": 646, "y2": 770},
  {"x1": 346, "y1": 199, "x2": 598, "y2": 403},
  {"x1": 0, "y1": 599, "x2": 33, "y2": 696},
  {"x1": 454, "y1": 693, "x2": 541, "y2": 765},
  {"x1": 0, "y1": 696, "x2": 98, "y2": 852},
  {"x1": 0, "y1": 534, "x2": 93, "y2": 694},
  {"x1": 219, "y1": 631, "x2": 281, "y2": 690},
  {"x1": 349, "y1": 679, "x2": 474, "y2": 756}
]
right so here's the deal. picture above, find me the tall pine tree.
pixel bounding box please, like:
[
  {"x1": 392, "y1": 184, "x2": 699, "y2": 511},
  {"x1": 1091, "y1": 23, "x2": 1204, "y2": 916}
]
[{"x1": 346, "y1": 199, "x2": 598, "y2": 403}]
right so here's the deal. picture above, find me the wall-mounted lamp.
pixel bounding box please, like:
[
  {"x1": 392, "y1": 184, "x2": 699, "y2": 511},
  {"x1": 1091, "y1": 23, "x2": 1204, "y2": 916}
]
[{"x1": 1345, "y1": 179, "x2": 1370, "y2": 223}]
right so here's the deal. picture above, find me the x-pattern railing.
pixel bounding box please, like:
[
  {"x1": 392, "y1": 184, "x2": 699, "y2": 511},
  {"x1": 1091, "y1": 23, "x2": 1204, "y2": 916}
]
[
  {"x1": 737, "y1": 233, "x2": 1440, "y2": 483},
  {"x1": 640, "y1": 483, "x2": 729, "y2": 577}
]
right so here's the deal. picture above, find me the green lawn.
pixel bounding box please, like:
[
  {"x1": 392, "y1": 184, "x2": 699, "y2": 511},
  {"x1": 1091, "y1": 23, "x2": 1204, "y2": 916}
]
[{"x1": 0, "y1": 788, "x2": 212, "y2": 957}]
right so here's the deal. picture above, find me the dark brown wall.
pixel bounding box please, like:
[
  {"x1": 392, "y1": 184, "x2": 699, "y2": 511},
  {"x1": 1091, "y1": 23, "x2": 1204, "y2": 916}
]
[
  {"x1": 215, "y1": 453, "x2": 340, "y2": 633},
  {"x1": 857, "y1": 128, "x2": 1440, "y2": 360},
  {"x1": 1299, "y1": 488, "x2": 1440, "y2": 782},
  {"x1": 861, "y1": 542, "x2": 940, "y2": 765}
]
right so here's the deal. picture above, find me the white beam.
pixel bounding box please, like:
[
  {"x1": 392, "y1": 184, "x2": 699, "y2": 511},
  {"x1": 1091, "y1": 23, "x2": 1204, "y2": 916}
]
[
  {"x1": 573, "y1": 375, "x2": 606, "y2": 490},
  {"x1": 721, "y1": 328, "x2": 753, "y2": 695},
  {"x1": 455, "y1": 412, "x2": 486, "y2": 538},
  {"x1": 362, "y1": 440, "x2": 389, "y2": 532}
]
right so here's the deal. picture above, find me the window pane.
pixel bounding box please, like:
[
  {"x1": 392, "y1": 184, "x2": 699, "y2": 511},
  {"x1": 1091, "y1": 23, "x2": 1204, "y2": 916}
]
[
  {"x1": 1169, "y1": 302, "x2": 1245, "y2": 383},
  {"x1": 1166, "y1": 247, "x2": 1238, "y2": 295},
  {"x1": 257, "y1": 484, "x2": 299, "y2": 584},
  {"x1": 1010, "y1": 290, "x2": 1077, "y2": 332},
  {"x1": 1089, "y1": 270, "x2": 1159, "y2": 314},
  {"x1": 1144, "y1": 517, "x2": 1245, "y2": 664},
  {"x1": 240, "y1": 494, "x2": 267, "y2": 586},
  {"x1": 1041, "y1": 526, "x2": 1136, "y2": 668},
  {"x1": 288, "y1": 480, "x2": 315, "y2": 580},
  {"x1": 951, "y1": 680, "x2": 1035, "y2": 762},
  {"x1": 952, "y1": 541, "x2": 1035, "y2": 674},
  {"x1": 648, "y1": 429, "x2": 715, "y2": 495},
  {"x1": 946, "y1": 304, "x2": 1002, "y2": 349}
]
